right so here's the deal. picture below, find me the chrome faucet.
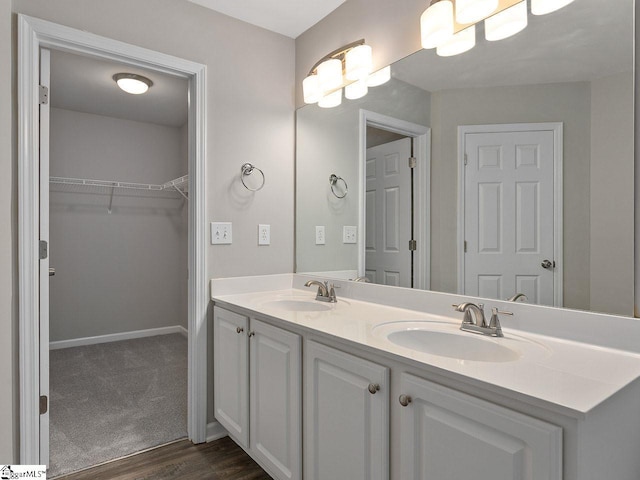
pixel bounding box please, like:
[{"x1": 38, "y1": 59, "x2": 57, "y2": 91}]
[
  {"x1": 506, "y1": 293, "x2": 528, "y2": 302},
  {"x1": 452, "y1": 302, "x2": 512, "y2": 337},
  {"x1": 352, "y1": 276, "x2": 370, "y2": 283},
  {"x1": 304, "y1": 280, "x2": 337, "y2": 303}
]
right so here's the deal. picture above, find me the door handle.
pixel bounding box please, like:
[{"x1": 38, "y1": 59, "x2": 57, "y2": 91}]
[
  {"x1": 541, "y1": 260, "x2": 555, "y2": 269},
  {"x1": 49, "y1": 267, "x2": 56, "y2": 277}
]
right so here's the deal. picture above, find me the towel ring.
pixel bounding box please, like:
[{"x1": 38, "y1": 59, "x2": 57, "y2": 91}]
[
  {"x1": 241, "y1": 163, "x2": 265, "y2": 192},
  {"x1": 329, "y1": 174, "x2": 348, "y2": 198}
]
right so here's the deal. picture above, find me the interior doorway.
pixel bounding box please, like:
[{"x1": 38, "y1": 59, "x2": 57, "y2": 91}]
[
  {"x1": 457, "y1": 123, "x2": 563, "y2": 306},
  {"x1": 18, "y1": 15, "x2": 208, "y2": 467},
  {"x1": 359, "y1": 110, "x2": 431, "y2": 290}
]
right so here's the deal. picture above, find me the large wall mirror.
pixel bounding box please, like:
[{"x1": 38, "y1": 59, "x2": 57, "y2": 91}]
[{"x1": 295, "y1": 0, "x2": 634, "y2": 317}]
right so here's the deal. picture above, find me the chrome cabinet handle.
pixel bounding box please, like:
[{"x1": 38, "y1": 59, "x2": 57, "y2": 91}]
[
  {"x1": 368, "y1": 383, "x2": 380, "y2": 394},
  {"x1": 399, "y1": 394, "x2": 412, "y2": 407},
  {"x1": 236, "y1": 327, "x2": 244, "y2": 334},
  {"x1": 541, "y1": 259, "x2": 555, "y2": 269},
  {"x1": 248, "y1": 331, "x2": 255, "y2": 338}
]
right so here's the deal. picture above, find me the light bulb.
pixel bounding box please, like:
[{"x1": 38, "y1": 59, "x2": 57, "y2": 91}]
[
  {"x1": 317, "y1": 59, "x2": 343, "y2": 96},
  {"x1": 531, "y1": 0, "x2": 576, "y2": 15},
  {"x1": 318, "y1": 89, "x2": 342, "y2": 108},
  {"x1": 367, "y1": 66, "x2": 391, "y2": 87},
  {"x1": 303, "y1": 75, "x2": 321, "y2": 104},
  {"x1": 420, "y1": 0, "x2": 454, "y2": 49},
  {"x1": 485, "y1": 1, "x2": 527, "y2": 41},
  {"x1": 345, "y1": 79, "x2": 368, "y2": 100},
  {"x1": 436, "y1": 25, "x2": 476, "y2": 57},
  {"x1": 455, "y1": 0, "x2": 498, "y2": 24},
  {"x1": 345, "y1": 45, "x2": 373, "y2": 81}
]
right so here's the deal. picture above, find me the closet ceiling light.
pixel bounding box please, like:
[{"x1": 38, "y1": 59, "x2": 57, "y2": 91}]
[
  {"x1": 302, "y1": 39, "x2": 390, "y2": 108},
  {"x1": 420, "y1": 0, "x2": 576, "y2": 56},
  {"x1": 113, "y1": 73, "x2": 153, "y2": 95}
]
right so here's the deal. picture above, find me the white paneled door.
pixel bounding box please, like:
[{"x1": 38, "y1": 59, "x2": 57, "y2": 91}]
[
  {"x1": 365, "y1": 137, "x2": 412, "y2": 287},
  {"x1": 460, "y1": 124, "x2": 562, "y2": 306}
]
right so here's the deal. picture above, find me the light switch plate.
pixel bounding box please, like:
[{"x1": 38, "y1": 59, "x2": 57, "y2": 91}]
[
  {"x1": 211, "y1": 222, "x2": 232, "y2": 244},
  {"x1": 343, "y1": 225, "x2": 357, "y2": 244},
  {"x1": 258, "y1": 224, "x2": 270, "y2": 245},
  {"x1": 315, "y1": 226, "x2": 325, "y2": 245}
]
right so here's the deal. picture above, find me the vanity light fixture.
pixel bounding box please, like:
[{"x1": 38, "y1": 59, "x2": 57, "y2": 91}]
[
  {"x1": 113, "y1": 73, "x2": 153, "y2": 95},
  {"x1": 302, "y1": 40, "x2": 390, "y2": 108},
  {"x1": 421, "y1": 0, "x2": 575, "y2": 57}
]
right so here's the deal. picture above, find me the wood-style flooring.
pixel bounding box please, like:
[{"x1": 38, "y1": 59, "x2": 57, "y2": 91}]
[{"x1": 54, "y1": 436, "x2": 273, "y2": 480}]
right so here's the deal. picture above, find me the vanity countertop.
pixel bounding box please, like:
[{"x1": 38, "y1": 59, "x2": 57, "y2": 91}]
[{"x1": 212, "y1": 287, "x2": 640, "y2": 418}]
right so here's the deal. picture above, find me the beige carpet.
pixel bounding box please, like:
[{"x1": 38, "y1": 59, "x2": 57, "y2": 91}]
[{"x1": 48, "y1": 333, "x2": 188, "y2": 478}]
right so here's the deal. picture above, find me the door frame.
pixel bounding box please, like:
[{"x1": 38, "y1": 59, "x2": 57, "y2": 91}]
[
  {"x1": 359, "y1": 110, "x2": 431, "y2": 289},
  {"x1": 457, "y1": 122, "x2": 563, "y2": 306},
  {"x1": 18, "y1": 14, "x2": 208, "y2": 463}
]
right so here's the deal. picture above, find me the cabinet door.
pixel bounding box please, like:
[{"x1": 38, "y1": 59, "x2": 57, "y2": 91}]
[
  {"x1": 213, "y1": 307, "x2": 249, "y2": 447},
  {"x1": 250, "y1": 320, "x2": 301, "y2": 480},
  {"x1": 305, "y1": 341, "x2": 389, "y2": 480},
  {"x1": 399, "y1": 373, "x2": 562, "y2": 480}
]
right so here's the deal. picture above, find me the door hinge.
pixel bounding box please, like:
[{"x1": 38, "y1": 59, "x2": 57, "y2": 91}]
[
  {"x1": 39, "y1": 85, "x2": 49, "y2": 105},
  {"x1": 464, "y1": 154, "x2": 468, "y2": 166},
  {"x1": 464, "y1": 240, "x2": 467, "y2": 253},
  {"x1": 39, "y1": 395, "x2": 48, "y2": 415},
  {"x1": 39, "y1": 240, "x2": 48, "y2": 260},
  {"x1": 408, "y1": 157, "x2": 417, "y2": 169},
  {"x1": 409, "y1": 239, "x2": 417, "y2": 251}
]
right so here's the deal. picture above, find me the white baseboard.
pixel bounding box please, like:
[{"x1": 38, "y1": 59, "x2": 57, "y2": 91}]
[
  {"x1": 50, "y1": 325, "x2": 189, "y2": 350},
  {"x1": 206, "y1": 421, "x2": 228, "y2": 442}
]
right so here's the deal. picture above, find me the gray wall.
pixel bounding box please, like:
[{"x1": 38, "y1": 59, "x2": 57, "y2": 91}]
[
  {"x1": 1, "y1": 0, "x2": 15, "y2": 464},
  {"x1": 6, "y1": 0, "x2": 295, "y2": 461},
  {"x1": 49, "y1": 108, "x2": 188, "y2": 341},
  {"x1": 430, "y1": 82, "x2": 592, "y2": 311},
  {"x1": 590, "y1": 72, "x2": 635, "y2": 316},
  {"x1": 296, "y1": 78, "x2": 430, "y2": 274}
]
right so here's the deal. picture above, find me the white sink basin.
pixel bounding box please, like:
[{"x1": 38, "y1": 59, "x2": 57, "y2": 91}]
[
  {"x1": 260, "y1": 299, "x2": 332, "y2": 312},
  {"x1": 373, "y1": 321, "x2": 549, "y2": 363}
]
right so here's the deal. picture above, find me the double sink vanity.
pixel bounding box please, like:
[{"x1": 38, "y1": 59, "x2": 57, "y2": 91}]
[{"x1": 211, "y1": 274, "x2": 640, "y2": 480}]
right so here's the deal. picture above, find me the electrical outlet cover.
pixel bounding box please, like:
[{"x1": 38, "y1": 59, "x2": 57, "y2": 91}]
[
  {"x1": 258, "y1": 224, "x2": 270, "y2": 245},
  {"x1": 343, "y1": 225, "x2": 357, "y2": 244},
  {"x1": 315, "y1": 226, "x2": 326, "y2": 245}
]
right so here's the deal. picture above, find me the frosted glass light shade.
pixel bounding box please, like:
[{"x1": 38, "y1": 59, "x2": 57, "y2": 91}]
[
  {"x1": 455, "y1": 0, "x2": 498, "y2": 24},
  {"x1": 437, "y1": 25, "x2": 476, "y2": 57},
  {"x1": 367, "y1": 66, "x2": 391, "y2": 87},
  {"x1": 485, "y1": 1, "x2": 527, "y2": 41},
  {"x1": 303, "y1": 75, "x2": 321, "y2": 104},
  {"x1": 420, "y1": 0, "x2": 454, "y2": 49},
  {"x1": 318, "y1": 89, "x2": 342, "y2": 108},
  {"x1": 113, "y1": 73, "x2": 153, "y2": 95},
  {"x1": 345, "y1": 45, "x2": 373, "y2": 81},
  {"x1": 531, "y1": 0, "x2": 576, "y2": 15},
  {"x1": 317, "y1": 58, "x2": 343, "y2": 95},
  {"x1": 345, "y1": 79, "x2": 368, "y2": 99}
]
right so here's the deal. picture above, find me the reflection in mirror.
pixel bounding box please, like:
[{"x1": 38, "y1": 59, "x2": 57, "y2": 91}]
[{"x1": 296, "y1": 0, "x2": 634, "y2": 317}]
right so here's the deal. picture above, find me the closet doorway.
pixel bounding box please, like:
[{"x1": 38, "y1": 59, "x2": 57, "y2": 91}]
[{"x1": 18, "y1": 15, "x2": 208, "y2": 469}]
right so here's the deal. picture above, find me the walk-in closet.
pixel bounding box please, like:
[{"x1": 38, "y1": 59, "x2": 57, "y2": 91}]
[{"x1": 46, "y1": 49, "x2": 189, "y2": 477}]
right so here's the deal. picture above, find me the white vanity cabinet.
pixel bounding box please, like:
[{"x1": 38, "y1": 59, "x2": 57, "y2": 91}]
[
  {"x1": 304, "y1": 340, "x2": 389, "y2": 480},
  {"x1": 398, "y1": 373, "x2": 562, "y2": 480},
  {"x1": 213, "y1": 307, "x2": 302, "y2": 480}
]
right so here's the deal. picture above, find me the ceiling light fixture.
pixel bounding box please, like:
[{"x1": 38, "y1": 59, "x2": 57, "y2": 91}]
[
  {"x1": 421, "y1": 0, "x2": 575, "y2": 57},
  {"x1": 113, "y1": 73, "x2": 153, "y2": 95},
  {"x1": 302, "y1": 40, "x2": 390, "y2": 108}
]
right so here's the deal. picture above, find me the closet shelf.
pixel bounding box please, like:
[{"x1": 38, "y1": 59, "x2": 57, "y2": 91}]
[{"x1": 50, "y1": 174, "x2": 189, "y2": 194}]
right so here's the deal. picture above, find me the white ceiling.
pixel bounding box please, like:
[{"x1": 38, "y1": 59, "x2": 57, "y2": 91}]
[
  {"x1": 392, "y1": 0, "x2": 633, "y2": 92},
  {"x1": 187, "y1": 0, "x2": 347, "y2": 38},
  {"x1": 50, "y1": 50, "x2": 188, "y2": 128}
]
